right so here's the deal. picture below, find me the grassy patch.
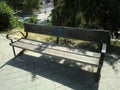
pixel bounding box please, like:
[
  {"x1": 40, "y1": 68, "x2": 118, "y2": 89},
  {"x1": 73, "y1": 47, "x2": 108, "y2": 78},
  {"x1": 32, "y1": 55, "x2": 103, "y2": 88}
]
[
  {"x1": 0, "y1": 29, "x2": 12, "y2": 34},
  {"x1": 111, "y1": 40, "x2": 120, "y2": 47},
  {"x1": 110, "y1": 40, "x2": 120, "y2": 55}
]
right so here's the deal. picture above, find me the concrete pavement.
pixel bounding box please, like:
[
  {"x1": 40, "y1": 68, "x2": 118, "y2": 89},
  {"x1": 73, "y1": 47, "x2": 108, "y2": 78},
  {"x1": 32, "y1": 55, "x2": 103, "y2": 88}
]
[{"x1": 0, "y1": 34, "x2": 120, "y2": 90}]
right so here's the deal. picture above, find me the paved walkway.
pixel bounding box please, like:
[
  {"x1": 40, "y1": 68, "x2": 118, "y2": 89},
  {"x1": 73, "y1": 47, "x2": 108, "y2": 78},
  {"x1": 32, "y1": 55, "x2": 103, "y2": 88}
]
[{"x1": 0, "y1": 34, "x2": 120, "y2": 90}]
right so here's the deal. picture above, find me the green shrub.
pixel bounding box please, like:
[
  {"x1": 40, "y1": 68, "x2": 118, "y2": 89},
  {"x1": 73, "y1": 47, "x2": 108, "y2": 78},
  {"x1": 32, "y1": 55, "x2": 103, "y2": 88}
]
[
  {"x1": 18, "y1": 21, "x2": 24, "y2": 28},
  {"x1": 25, "y1": 15, "x2": 38, "y2": 24},
  {"x1": 0, "y1": 2, "x2": 18, "y2": 31},
  {"x1": 45, "y1": 20, "x2": 52, "y2": 26},
  {"x1": 6, "y1": 0, "x2": 41, "y2": 12}
]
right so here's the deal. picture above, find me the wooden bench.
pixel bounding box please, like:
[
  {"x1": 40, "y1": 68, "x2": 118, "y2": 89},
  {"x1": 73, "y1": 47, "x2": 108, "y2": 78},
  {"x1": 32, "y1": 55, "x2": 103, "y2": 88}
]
[{"x1": 6, "y1": 23, "x2": 110, "y2": 82}]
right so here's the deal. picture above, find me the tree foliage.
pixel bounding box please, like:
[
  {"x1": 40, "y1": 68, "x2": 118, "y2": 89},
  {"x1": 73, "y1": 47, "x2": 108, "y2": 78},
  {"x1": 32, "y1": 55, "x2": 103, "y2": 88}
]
[
  {"x1": 51, "y1": 0, "x2": 120, "y2": 37},
  {"x1": 6, "y1": 0, "x2": 41, "y2": 12},
  {"x1": 0, "y1": 2, "x2": 18, "y2": 31},
  {"x1": 51, "y1": 0, "x2": 86, "y2": 27}
]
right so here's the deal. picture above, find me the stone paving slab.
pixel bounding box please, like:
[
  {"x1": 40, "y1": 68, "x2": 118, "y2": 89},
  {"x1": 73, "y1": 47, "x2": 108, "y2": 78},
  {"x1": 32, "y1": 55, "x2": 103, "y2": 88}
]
[{"x1": 0, "y1": 34, "x2": 120, "y2": 90}]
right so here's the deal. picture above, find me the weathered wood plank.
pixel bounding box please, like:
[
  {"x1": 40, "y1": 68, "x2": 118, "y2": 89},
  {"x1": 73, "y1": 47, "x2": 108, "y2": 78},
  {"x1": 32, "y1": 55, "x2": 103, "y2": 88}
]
[
  {"x1": 24, "y1": 23, "x2": 110, "y2": 43},
  {"x1": 19, "y1": 38, "x2": 100, "y2": 58},
  {"x1": 11, "y1": 40, "x2": 100, "y2": 66}
]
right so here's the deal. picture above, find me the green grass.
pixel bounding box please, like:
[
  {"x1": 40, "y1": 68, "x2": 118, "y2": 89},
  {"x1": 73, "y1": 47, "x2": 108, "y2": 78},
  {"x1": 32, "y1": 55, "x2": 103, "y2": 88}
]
[
  {"x1": 111, "y1": 40, "x2": 120, "y2": 47},
  {"x1": 0, "y1": 29, "x2": 12, "y2": 34}
]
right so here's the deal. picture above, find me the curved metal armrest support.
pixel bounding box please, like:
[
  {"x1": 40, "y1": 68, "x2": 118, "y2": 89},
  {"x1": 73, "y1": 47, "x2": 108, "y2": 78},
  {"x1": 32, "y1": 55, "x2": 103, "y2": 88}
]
[
  {"x1": 101, "y1": 43, "x2": 107, "y2": 54},
  {"x1": 6, "y1": 31, "x2": 25, "y2": 41}
]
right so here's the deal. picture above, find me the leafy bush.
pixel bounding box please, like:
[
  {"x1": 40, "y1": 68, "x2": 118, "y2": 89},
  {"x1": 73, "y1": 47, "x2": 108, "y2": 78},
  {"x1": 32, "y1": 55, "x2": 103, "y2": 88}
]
[
  {"x1": 6, "y1": 0, "x2": 41, "y2": 12},
  {"x1": 45, "y1": 20, "x2": 52, "y2": 26},
  {"x1": 25, "y1": 15, "x2": 38, "y2": 24},
  {"x1": 18, "y1": 21, "x2": 24, "y2": 28},
  {"x1": 0, "y1": 2, "x2": 18, "y2": 31}
]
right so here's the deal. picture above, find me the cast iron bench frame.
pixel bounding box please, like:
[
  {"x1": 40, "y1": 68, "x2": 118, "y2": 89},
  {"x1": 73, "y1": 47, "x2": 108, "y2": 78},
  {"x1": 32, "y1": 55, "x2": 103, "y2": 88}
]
[{"x1": 6, "y1": 23, "x2": 110, "y2": 82}]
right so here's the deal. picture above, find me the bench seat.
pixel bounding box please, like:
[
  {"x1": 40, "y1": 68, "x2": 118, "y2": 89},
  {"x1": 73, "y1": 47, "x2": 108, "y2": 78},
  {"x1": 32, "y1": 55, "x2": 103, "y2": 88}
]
[{"x1": 10, "y1": 38, "x2": 100, "y2": 66}]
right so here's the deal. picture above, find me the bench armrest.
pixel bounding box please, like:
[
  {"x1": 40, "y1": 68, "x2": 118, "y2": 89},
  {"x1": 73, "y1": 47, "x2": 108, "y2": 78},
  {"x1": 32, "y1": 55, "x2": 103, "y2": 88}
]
[
  {"x1": 6, "y1": 31, "x2": 25, "y2": 40},
  {"x1": 101, "y1": 43, "x2": 107, "y2": 54}
]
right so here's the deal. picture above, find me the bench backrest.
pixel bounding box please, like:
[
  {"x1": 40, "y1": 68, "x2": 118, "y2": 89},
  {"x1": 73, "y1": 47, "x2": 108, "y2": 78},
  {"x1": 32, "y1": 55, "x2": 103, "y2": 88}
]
[{"x1": 24, "y1": 23, "x2": 110, "y2": 44}]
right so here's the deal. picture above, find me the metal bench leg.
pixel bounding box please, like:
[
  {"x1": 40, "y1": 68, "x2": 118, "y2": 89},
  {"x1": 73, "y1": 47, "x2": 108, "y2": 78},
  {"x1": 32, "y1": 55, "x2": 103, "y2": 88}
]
[
  {"x1": 10, "y1": 38, "x2": 25, "y2": 57},
  {"x1": 12, "y1": 46, "x2": 16, "y2": 56},
  {"x1": 95, "y1": 53, "x2": 105, "y2": 82},
  {"x1": 10, "y1": 39, "x2": 16, "y2": 56},
  {"x1": 95, "y1": 66, "x2": 101, "y2": 82},
  {"x1": 11, "y1": 45, "x2": 25, "y2": 58},
  {"x1": 14, "y1": 49, "x2": 26, "y2": 58}
]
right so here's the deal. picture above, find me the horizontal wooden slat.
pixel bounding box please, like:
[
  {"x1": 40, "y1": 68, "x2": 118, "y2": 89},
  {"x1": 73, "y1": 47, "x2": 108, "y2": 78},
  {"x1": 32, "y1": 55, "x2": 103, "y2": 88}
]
[
  {"x1": 19, "y1": 39, "x2": 100, "y2": 58},
  {"x1": 11, "y1": 39, "x2": 100, "y2": 66},
  {"x1": 24, "y1": 23, "x2": 110, "y2": 43}
]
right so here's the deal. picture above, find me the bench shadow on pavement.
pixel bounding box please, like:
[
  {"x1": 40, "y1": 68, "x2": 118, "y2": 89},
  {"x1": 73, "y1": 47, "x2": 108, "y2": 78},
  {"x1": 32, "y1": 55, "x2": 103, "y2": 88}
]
[{"x1": 0, "y1": 52, "x2": 99, "y2": 90}]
